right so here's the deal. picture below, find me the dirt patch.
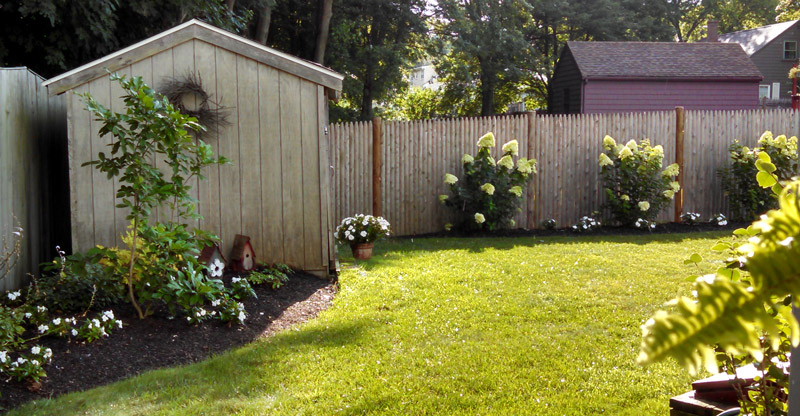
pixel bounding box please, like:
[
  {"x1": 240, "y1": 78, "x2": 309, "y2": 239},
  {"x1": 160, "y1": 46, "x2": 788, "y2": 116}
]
[{"x1": 0, "y1": 272, "x2": 336, "y2": 412}]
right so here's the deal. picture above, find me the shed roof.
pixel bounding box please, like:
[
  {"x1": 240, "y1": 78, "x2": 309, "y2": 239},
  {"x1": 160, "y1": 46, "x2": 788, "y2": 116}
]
[
  {"x1": 719, "y1": 20, "x2": 799, "y2": 56},
  {"x1": 565, "y1": 41, "x2": 763, "y2": 81},
  {"x1": 43, "y1": 19, "x2": 344, "y2": 96}
]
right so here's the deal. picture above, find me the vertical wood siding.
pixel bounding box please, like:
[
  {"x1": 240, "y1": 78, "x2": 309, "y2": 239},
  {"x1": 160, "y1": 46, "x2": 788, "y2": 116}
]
[
  {"x1": 331, "y1": 109, "x2": 800, "y2": 236},
  {"x1": 0, "y1": 68, "x2": 68, "y2": 291},
  {"x1": 65, "y1": 40, "x2": 332, "y2": 275}
]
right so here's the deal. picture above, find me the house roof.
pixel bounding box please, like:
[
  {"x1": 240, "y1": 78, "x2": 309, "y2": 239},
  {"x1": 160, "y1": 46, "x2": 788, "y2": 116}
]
[
  {"x1": 719, "y1": 20, "x2": 799, "y2": 56},
  {"x1": 565, "y1": 41, "x2": 763, "y2": 81},
  {"x1": 43, "y1": 19, "x2": 344, "y2": 96}
]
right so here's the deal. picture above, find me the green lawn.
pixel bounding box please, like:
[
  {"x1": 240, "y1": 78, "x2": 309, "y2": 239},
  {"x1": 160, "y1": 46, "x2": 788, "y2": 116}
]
[{"x1": 13, "y1": 231, "x2": 731, "y2": 415}]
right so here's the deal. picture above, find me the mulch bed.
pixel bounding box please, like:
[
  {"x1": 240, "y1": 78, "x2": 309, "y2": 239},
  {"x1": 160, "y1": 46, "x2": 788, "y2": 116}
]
[
  {"x1": 397, "y1": 221, "x2": 749, "y2": 239},
  {"x1": 0, "y1": 272, "x2": 336, "y2": 412}
]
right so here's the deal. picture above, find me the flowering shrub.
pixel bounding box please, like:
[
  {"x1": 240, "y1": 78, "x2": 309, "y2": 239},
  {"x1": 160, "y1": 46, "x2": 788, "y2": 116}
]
[
  {"x1": 599, "y1": 136, "x2": 679, "y2": 226},
  {"x1": 230, "y1": 276, "x2": 256, "y2": 300},
  {"x1": 680, "y1": 212, "x2": 701, "y2": 225},
  {"x1": 540, "y1": 219, "x2": 557, "y2": 230},
  {"x1": 335, "y1": 215, "x2": 391, "y2": 245},
  {"x1": 441, "y1": 132, "x2": 536, "y2": 231},
  {"x1": 634, "y1": 218, "x2": 656, "y2": 230},
  {"x1": 709, "y1": 213, "x2": 728, "y2": 226},
  {"x1": 571, "y1": 216, "x2": 600, "y2": 232},
  {"x1": 719, "y1": 132, "x2": 798, "y2": 221}
]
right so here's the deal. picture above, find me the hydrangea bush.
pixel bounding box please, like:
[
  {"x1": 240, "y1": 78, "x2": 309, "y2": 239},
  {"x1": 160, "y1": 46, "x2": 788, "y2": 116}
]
[
  {"x1": 335, "y1": 215, "x2": 391, "y2": 245},
  {"x1": 719, "y1": 132, "x2": 798, "y2": 221},
  {"x1": 571, "y1": 216, "x2": 600, "y2": 232},
  {"x1": 598, "y1": 136, "x2": 679, "y2": 227},
  {"x1": 441, "y1": 132, "x2": 536, "y2": 231}
]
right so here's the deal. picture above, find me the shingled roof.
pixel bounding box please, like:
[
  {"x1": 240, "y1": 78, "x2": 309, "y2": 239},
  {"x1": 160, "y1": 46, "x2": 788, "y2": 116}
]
[
  {"x1": 566, "y1": 41, "x2": 763, "y2": 81},
  {"x1": 719, "y1": 20, "x2": 799, "y2": 56}
]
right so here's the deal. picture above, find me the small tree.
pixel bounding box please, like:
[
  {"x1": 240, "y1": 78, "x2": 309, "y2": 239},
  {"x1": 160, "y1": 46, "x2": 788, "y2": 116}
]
[
  {"x1": 441, "y1": 132, "x2": 536, "y2": 230},
  {"x1": 599, "y1": 136, "x2": 679, "y2": 227},
  {"x1": 81, "y1": 73, "x2": 227, "y2": 319}
]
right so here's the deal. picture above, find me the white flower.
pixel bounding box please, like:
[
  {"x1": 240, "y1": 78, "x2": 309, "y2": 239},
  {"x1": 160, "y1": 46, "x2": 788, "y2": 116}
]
[
  {"x1": 618, "y1": 146, "x2": 633, "y2": 160},
  {"x1": 480, "y1": 183, "x2": 495, "y2": 195},
  {"x1": 502, "y1": 140, "x2": 519, "y2": 155},
  {"x1": 663, "y1": 190, "x2": 674, "y2": 199},
  {"x1": 43, "y1": 348, "x2": 52, "y2": 359},
  {"x1": 31, "y1": 346, "x2": 40, "y2": 355},
  {"x1": 71, "y1": 329, "x2": 78, "y2": 336},
  {"x1": 625, "y1": 140, "x2": 638, "y2": 150},
  {"x1": 621, "y1": 195, "x2": 630, "y2": 201},
  {"x1": 102, "y1": 315, "x2": 109, "y2": 322},
  {"x1": 31, "y1": 359, "x2": 39, "y2": 367},
  {"x1": 0, "y1": 351, "x2": 6, "y2": 363},
  {"x1": 209, "y1": 259, "x2": 224, "y2": 278},
  {"x1": 474, "y1": 213, "x2": 486, "y2": 224},
  {"x1": 652, "y1": 145, "x2": 664, "y2": 155},
  {"x1": 638, "y1": 201, "x2": 650, "y2": 211},
  {"x1": 462, "y1": 154, "x2": 474, "y2": 164},
  {"x1": 444, "y1": 173, "x2": 458, "y2": 185},
  {"x1": 7, "y1": 291, "x2": 20, "y2": 301},
  {"x1": 232, "y1": 277, "x2": 241, "y2": 284},
  {"x1": 348, "y1": 235, "x2": 355, "y2": 241},
  {"x1": 38, "y1": 325, "x2": 48, "y2": 334},
  {"x1": 37, "y1": 306, "x2": 47, "y2": 313},
  {"x1": 602, "y1": 135, "x2": 616, "y2": 150},
  {"x1": 24, "y1": 313, "x2": 31, "y2": 319},
  {"x1": 662, "y1": 163, "x2": 680, "y2": 178},
  {"x1": 52, "y1": 318, "x2": 61, "y2": 325},
  {"x1": 360, "y1": 231, "x2": 367, "y2": 237},
  {"x1": 477, "y1": 132, "x2": 496, "y2": 148},
  {"x1": 91, "y1": 319, "x2": 101, "y2": 327},
  {"x1": 509, "y1": 186, "x2": 523, "y2": 197},
  {"x1": 719, "y1": 220, "x2": 728, "y2": 226},
  {"x1": 211, "y1": 299, "x2": 221, "y2": 307},
  {"x1": 497, "y1": 155, "x2": 514, "y2": 169},
  {"x1": 598, "y1": 153, "x2": 613, "y2": 167},
  {"x1": 16, "y1": 357, "x2": 25, "y2": 365},
  {"x1": 238, "y1": 311, "x2": 246, "y2": 322}
]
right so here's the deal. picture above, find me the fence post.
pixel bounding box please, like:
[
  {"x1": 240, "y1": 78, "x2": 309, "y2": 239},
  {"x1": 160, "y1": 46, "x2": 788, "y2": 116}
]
[
  {"x1": 674, "y1": 106, "x2": 685, "y2": 223},
  {"x1": 526, "y1": 112, "x2": 536, "y2": 229},
  {"x1": 372, "y1": 116, "x2": 383, "y2": 217}
]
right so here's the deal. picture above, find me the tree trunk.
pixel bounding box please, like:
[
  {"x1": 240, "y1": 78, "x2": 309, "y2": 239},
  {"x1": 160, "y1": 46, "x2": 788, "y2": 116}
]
[
  {"x1": 480, "y1": 67, "x2": 495, "y2": 116},
  {"x1": 255, "y1": 4, "x2": 273, "y2": 45},
  {"x1": 313, "y1": 0, "x2": 333, "y2": 64},
  {"x1": 226, "y1": 0, "x2": 236, "y2": 12},
  {"x1": 360, "y1": 84, "x2": 374, "y2": 121}
]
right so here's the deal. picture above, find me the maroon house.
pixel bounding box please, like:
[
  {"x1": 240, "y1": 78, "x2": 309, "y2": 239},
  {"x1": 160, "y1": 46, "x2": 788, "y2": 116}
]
[{"x1": 549, "y1": 41, "x2": 763, "y2": 114}]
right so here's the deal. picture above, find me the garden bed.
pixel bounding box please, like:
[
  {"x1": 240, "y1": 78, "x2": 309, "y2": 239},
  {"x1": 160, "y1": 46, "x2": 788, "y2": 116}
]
[{"x1": 0, "y1": 272, "x2": 336, "y2": 411}]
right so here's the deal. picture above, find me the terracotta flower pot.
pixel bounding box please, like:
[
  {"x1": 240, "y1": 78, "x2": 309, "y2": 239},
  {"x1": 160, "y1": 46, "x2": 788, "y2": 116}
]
[{"x1": 350, "y1": 242, "x2": 374, "y2": 260}]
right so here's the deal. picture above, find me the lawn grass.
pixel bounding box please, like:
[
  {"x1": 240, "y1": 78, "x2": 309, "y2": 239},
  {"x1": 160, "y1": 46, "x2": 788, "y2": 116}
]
[{"x1": 12, "y1": 231, "x2": 731, "y2": 415}]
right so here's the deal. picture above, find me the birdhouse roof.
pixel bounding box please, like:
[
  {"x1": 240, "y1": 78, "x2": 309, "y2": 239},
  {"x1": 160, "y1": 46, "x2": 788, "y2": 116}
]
[
  {"x1": 42, "y1": 19, "x2": 343, "y2": 96},
  {"x1": 198, "y1": 244, "x2": 227, "y2": 264}
]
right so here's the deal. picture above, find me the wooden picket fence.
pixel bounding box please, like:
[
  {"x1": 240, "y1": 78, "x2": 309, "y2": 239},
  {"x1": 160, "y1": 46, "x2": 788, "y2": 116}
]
[{"x1": 330, "y1": 109, "x2": 800, "y2": 236}]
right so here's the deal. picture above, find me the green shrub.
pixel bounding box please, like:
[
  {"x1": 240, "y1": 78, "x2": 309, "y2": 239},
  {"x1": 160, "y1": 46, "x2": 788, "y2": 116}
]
[
  {"x1": 246, "y1": 265, "x2": 292, "y2": 289},
  {"x1": 719, "y1": 132, "x2": 798, "y2": 221},
  {"x1": 442, "y1": 132, "x2": 536, "y2": 231},
  {"x1": 599, "y1": 136, "x2": 678, "y2": 227},
  {"x1": 540, "y1": 219, "x2": 557, "y2": 230}
]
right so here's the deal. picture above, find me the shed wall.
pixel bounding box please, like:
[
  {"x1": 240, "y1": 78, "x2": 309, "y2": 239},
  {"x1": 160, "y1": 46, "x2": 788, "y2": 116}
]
[
  {"x1": 65, "y1": 39, "x2": 333, "y2": 275},
  {"x1": 549, "y1": 50, "x2": 583, "y2": 114},
  {"x1": 750, "y1": 24, "x2": 800, "y2": 100},
  {"x1": 582, "y1": 80, "x2": 760, "y2": 113},
  {"x1": 0, "y1": 68, "x2": 68, "y2": 291}
]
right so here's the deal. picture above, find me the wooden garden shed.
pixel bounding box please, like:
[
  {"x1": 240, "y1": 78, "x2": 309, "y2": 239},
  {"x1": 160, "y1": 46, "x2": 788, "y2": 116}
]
[{"x1": 42, "y1": 19, "x2": 343, "y2": 277}]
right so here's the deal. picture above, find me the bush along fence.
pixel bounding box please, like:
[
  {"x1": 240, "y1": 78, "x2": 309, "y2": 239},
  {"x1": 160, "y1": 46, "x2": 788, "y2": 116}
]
[{"x1": 330, "y1": 108, "x2": 800, "y2": 236}]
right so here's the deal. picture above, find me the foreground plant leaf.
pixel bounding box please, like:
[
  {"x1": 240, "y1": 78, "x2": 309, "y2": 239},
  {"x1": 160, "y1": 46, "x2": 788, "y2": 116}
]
[{"x1": 639, "y1": 181, "x2": 800, "y2": 375}]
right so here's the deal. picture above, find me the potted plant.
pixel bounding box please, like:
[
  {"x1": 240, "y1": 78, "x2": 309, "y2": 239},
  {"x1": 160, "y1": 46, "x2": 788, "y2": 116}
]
[{"x1": 335, "y1": 214, "x2": 391, "y2": 260}]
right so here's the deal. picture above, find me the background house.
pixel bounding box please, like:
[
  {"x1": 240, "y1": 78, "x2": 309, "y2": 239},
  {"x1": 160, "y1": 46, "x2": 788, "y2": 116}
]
[
  {"x1": 43, "y1": 19, "x2": 343, "y2": 277},
  {"x1": 549, "y1": 41, "x2": 763, "y2": 114},
  {"x1": 718, "y1": 20, "x2": 800, "y2": 103}
]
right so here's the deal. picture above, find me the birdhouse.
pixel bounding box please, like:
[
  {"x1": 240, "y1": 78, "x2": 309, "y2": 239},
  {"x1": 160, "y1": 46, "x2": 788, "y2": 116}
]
[
  {"x1": 198, "y1": 244, "x2": 227, "y2": 278},
  {"x1": 230, "y1": 234, "x2": 256, "y2": 272}
]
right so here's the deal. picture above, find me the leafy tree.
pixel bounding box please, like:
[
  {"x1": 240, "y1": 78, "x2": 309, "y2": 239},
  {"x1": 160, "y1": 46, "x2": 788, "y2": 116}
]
[
  {"x1": 777, "y1": 0, "x2": 800, "y2": 21},
  {"x1": 325, "y1": 0, "x2": 428, "y2": 121}
]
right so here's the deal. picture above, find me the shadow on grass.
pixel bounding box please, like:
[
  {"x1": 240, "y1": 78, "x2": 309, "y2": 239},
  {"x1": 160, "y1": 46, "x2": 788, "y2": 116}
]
[{"x1": 338, "y1": 229, "x2": 733, "y2": 270}]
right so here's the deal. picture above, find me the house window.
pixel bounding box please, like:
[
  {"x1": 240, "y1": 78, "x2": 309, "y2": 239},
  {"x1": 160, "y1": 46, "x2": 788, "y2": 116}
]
[
  {"x1": 784, "y1": 41, "x2": 797, "y2": 60},
  {"x1": 759, "y1": 85, "x2": 771, "y2": 99}
]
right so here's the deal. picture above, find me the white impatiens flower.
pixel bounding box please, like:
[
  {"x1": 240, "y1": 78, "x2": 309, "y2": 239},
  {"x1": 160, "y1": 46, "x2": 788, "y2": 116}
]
[
  {"x1": 618, "y1": 146, "x2": 633, "y2": 160},
  {"x1": 7, "y1": 291, "x2": 20, "y2": 301},
  {"x1": 598, "y1": 153, "x2": 613, "y2": 167},
  {"x1": 348, "y1": 235, "x2": 355, "y2": 241},
  {"x1": 238, "y1": 311, "x2": 247, "y2": 322},
  {"x1": 360, "y1": 231, "x2": 367, "y2": 237},
  {"x1": 31, "y1": 346, "x2": 40, "y2": 355},
  {"x1": 502, "y1": 140, "x2": 519, "y2": 155},
  {"x1": 24, "y1": 312, "x2": 31, "y2": 319},
  {"x1": 474, "y1": 213, "x2": 486, "y2": 224},
  {"x1": 0, "y1": 351, "x2": 6, "y2": 363},
  {"x1": 462, "y1": 154, "x2": 474, "y2": 164},
  {"x1": 231, "y1": 277, "x2": 241, "y2": 284},
  {"x1": 31, "y1": 359, "x2": 39, "y2": 367},
  {"x1": 444, "y1": 173, "x2": 458, "y2": 185},
  {"x1": 497, "y1": 155, "x2": 514, "y2": 170},
  {"x1": 480, "y1": 183, "x2": 495, "y2": 195},
  {"x1": 212, "y1": 299, "x2": 221, "y2": 307},
  {"x1": 209, "y1": 259, "x2": 224, "y2": 278},
  {"x1": 71, "y1": 329, "x2": 78, "y2": 336},
  {"x1": 477, "y1": 132, "x2": 496, "y2": 148},
  {"x1": 509, "y1": 186, "x2": 523, "y2": 197},
  {"x1": 602, "y1": 135, "x2": 617, "y2": 150},
  {"x1": 52, "y1": 318, "x2": 62, "y2": 326},
  {"x1": 38, "y1": 325, "x2": 49, "y2": 334},
  {"x1": 439, "y1": 194, "x2": 448, "y2": 204},
  {"x1": 116, "y1": 320, "x2": 123, "y2": 328},
  {"x1": 37, "y1": 306, "x2": 47, "y2": 313},
  {"x1": 638, "y1": 201, "x2": 650, "y2": 211}
]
